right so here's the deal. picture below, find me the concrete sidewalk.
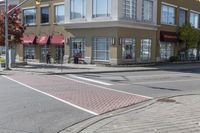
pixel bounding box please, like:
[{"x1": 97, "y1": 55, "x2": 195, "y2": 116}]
[
  {"x1": 62, "y1": 94, "x2": 200, "y2": 133},
  {"x1": 9, "y1": 62, "x2": 200, "y2": 74}
]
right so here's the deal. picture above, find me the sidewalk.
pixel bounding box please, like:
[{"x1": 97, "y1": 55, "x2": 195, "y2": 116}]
[
  {"x1": 9, "y1": 62, "x2": 200, "y2": 74},
  {"x1": 62, "y1": 94, "x2": 200, "y2": 133}
]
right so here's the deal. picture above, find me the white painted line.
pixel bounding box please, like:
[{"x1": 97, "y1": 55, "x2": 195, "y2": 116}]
[
  {"x1": 127, "y1": 73, "x2": 194, "y2": 78},
  {"x1": 134, "y1": 78, "x2": 200, "y2": 85},
  {"x1": 56, "y1": 75, "x2": 153, "y2": 99},
  {"x1": 69, "y1": 74, "x2": 113, "y2": 86},
  {"x1": 2, "y1": 75, "x2": 98, "y2": 116}
]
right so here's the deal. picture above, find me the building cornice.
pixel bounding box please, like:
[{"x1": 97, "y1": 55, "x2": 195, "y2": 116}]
[{"x1": 64, "y1": 21, "x2": 158, "y2": 31}]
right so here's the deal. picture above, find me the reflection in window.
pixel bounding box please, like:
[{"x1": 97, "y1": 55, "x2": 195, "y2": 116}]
[
  {"x1": 70, "y1": 0, "x2": 86, "y2": 19},
  {"x1": 161, "y1": 5, "x2": 175, "y2": 25},
  {"x1": 160, "y1": 42, "x2": 174, "y2": 60},
  {"x1": 41, "y1": 6, "x2": 49, "y2": 24},
  {"x1": 142, "y1": 0, "x2": 153, "y2": 21},
  {"x1": 190, "y1": 12, "x2": 199, "y2": 28},
  {"x1": 23, "y1": 8, "x2": 36, "y2": 25},
  {"x1": 54, "y1": 4, "x2": 65, "y2": 23},
  {"x1": 141, "y1": 39, "x2": 151, "y2": 61},
  {"x1": 71, "y1": 38, "x2": 85, "y2": 58},
  {"x1": 124, "y1": 0, "x2": 137, "y2": 19},
  {"x1": 93, "y1": 0, "x2": 111, "y2": 17},
  {"x1": 179, "y1": 9, "x2": 186, "y2": 26},
  {"x1": 121, "y1": 38, "x2": 136, "y2": 60},
  {"x1": 24, "y1": 45, "x2": 35, "y2": 60},
  {"x1": 92, "y1": 37, "x2": 111, "y2": 61}
]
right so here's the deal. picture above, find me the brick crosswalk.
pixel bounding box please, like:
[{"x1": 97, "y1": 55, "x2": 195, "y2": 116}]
[{"x1": 6, "y1": 74, "x2": 150, "y2": 115}]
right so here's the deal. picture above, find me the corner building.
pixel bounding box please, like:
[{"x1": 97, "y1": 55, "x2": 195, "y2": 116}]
[
  {"x1": 64, "y1": 0, "x2": 158, "y2": 65},
  {"x1": 16, "y1": 0, "x2": 200, "y2": 65}
]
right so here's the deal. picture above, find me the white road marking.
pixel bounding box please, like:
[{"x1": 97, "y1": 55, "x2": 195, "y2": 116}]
[
  {"x1": 126, "y1": 73, "x2": 196, "y2": 78},
  {"x1": 134, "y1": 78, "x2": 200, "y2": 85},
  {"x1": 56, "y1": 75, "x2": 153, "y2": 99},
  {"x1": 69, "y1": 74, "x2": 113, "y2": 86},
  {"x1": 2, "y1": 75, "x2": 98, "y2": 116}
]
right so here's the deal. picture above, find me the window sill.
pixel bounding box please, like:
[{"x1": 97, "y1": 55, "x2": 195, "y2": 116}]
[
  {"x1": 25, "y1": 24, "x2": 36, "y2": 27},
  {"x1": 161, "y1": 23, "x2": 177, "y2": 26},
  {"x1": 53, "y1": 22, "x2": 65, "y2": 25},
  {"x1": 40, "y1": 23, "x2": 50, "y2": 26}
]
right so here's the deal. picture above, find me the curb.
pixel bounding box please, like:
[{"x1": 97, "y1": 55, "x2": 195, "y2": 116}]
[
  {"x1": 10, "y1": 65, "x2": 200, "y2": 75},
  {"x1": 59, "y1": 93, "x2": 200, "y2": 133},
  {"x1": 10, "y1": 68, "x2": 160, "y2": 75}
]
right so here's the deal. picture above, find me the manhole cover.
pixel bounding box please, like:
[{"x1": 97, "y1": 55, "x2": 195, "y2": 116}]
[{"x1": 157, "y1": 98, "x2": 176, "y2": 103}]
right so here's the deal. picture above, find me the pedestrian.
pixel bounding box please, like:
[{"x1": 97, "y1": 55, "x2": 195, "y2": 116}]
[{"x1": 46, "y1": 52, "x2": 51, "y2": 64}]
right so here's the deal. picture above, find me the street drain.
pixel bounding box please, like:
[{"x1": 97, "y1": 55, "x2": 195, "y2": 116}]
[{"x1": 157, "y1": 98, "x2": 176, "y2": 103}]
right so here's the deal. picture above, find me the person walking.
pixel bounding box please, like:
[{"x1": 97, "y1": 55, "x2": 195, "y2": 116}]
[{"x1": 46, "y1": 52, "x2": 51, "y2": 64}]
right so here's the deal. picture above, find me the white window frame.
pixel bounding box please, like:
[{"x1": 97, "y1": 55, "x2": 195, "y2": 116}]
[
  {"x1": 70, "y1": 37, "x2": 85, "y2": 59},
  {"x1": 140, "y1": 38, "x2": 152, "y2": 62},
  {"x1": 190, "y1": 11, "x2": 199, "y2": 29},
  {"x1": 121, "y1": 38, "x2": 136, "y2": 60},
  {"x1": 142, "y1": 0, "x2": 153, "y2": 22},
  {"x1": 54, "y1": 3, "x2": 65, "y2": 24},
  {"x1": 70, "y1": 0, "x2": 86, "y2": 20},
  {"x1": 123, "y1": 0, "x2": 137, "y2": 19},
  {"x1": 23, "y1": 7, "x2": 36, "y2": 26},
  {"x1": 160, "y1": 42, "x2": 174, "y2": 61},
  {"x1": 92, "y1": 37, "x2": 111, "y2": 61},
  {"x1": 161, "y1": 4, "x2": 176, "y2": 25},
  {"x1": 92, "y1": 0, "x2": 111, "y2": 18}
]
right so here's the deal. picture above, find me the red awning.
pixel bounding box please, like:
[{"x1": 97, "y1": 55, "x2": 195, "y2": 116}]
[
  {"x1": 37, "y1": 35, "x2": 49, "y2": 45},
  {"x1": 22, "y1": 35, "x2": 36, "y2": 45},
  {"x1": 50, "y1": 35, "x2": 64, "y2": 45},
  {"x1": 160, "y1": 31, "x2": 178, "y2": 43}
]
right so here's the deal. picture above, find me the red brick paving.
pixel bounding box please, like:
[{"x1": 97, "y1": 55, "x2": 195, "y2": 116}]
[{"x1": 8, "y1": 74, "x2": 149, "y2": 115}]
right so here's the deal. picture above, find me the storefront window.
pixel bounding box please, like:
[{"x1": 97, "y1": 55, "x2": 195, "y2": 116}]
[
  {"x1": 188, "y1": 48, "x2": 197, "y2": 60},
  {"x1": 24, "y1": 45, "x2": 35, "y2": 60},
  {"x1": 140, "y1": 39, "x2": 151, "y2": 61},
  {"x1": 71, "y1": 38, "x2": 85, "y2": 58},
  {"x1": 160, "y1": 42, "x2": 174, "y2": 60},
  {"x1": 92, "y1": 37, "x2": 111, "y2": 61},
  {"x1": 40, "y1": 46, "x2": 49, "y2": 63},
  {"x1": 56, "y1": 46, "x2": 64, "y2": 64},
  {"x1": 121, "y1": 38, "x2": 136, "y2": 60}
]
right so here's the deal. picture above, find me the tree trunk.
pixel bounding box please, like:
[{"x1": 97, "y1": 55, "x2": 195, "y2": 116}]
[{"x1": 185, "y1": 41, "x2": 188, "y2": 61}]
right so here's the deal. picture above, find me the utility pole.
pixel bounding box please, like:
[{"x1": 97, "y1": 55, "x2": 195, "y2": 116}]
[{"x1": 4, "y1": 0, "x2": 9, "y2": 70}]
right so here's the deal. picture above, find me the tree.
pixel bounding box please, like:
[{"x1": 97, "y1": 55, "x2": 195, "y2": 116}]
[
  {"x1": 179, "y1": 23, "x2": 199, "y2": 60},
  {"x1": 0, "y1": 5, "x2": 25, "y2": 46}
]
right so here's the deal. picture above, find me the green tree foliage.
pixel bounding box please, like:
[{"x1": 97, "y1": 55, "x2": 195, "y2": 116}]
[
  {"x1": 179, "y1": 23, "x2": 199, "y2": 50},
  {"x1": 179, "y1": 23, "x2": 199, "y2": 60}
]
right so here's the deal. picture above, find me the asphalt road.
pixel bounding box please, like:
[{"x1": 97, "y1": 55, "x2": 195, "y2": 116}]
[
  {"x1": 0, "y1": 67, "x2": 200, "y2": 133},
  {"x1": 69, "y1": 68, "x2": 200, "y2": 97},
  {"x1": 0, "y1": 75, "x2": 93, "y2": 133}
]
